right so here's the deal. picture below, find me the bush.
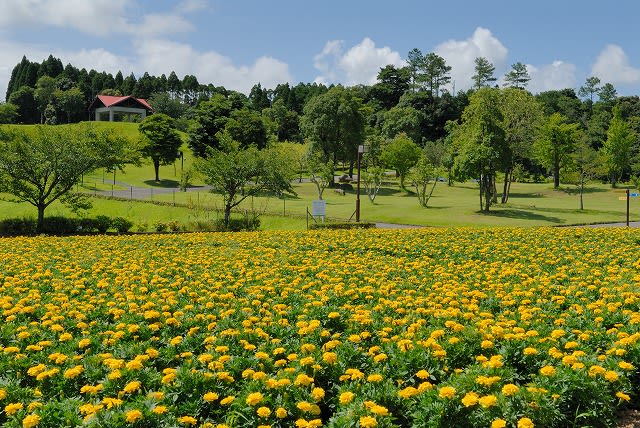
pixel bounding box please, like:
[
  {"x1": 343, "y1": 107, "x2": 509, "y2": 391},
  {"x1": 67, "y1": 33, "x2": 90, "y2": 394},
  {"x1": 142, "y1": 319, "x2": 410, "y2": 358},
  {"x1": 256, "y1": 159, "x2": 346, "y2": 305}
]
[
  {"x1": 0, "y1": 218, "x2": 36, "y2": 236},
  {"x1": 112, "y1": 217, "x2": 133, "y2": 233},
  {"x1": 40, "y1": 216, "x2": 81, "y2": 235},
  {"x1": 214, "y1": 217, "x2": 260, "y2": 232},
  {"x1": 154, "y1": 222, "x2": 168, "y2": 232},
  {"x1": 79, "y1": 218, "x2": 99, "y2": 233},
  {"x1": 309, "y1": 222, "x2": 376, "y2": 230},
  {"x1": 167, "y1": 220, "x2": 182, "y2": 232},
  {"x1": 94, "y1": 215, "x2": 112, "y2": 233}
]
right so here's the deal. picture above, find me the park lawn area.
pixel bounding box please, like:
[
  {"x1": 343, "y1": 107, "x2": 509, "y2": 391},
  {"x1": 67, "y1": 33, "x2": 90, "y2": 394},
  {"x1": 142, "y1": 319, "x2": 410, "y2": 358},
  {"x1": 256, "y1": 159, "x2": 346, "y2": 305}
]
[
  {"x1": 0, "y1": 193, "x2": 307, "y2": 231},
  {"x1": 147, "y1": 179, "x2": 638, "y2": 227}
]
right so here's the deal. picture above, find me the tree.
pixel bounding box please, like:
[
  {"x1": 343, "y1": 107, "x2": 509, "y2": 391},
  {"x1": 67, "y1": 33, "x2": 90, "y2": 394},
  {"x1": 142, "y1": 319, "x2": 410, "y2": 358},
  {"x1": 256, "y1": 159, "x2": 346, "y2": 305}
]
[
  {"x1": 225, "y1": 108, "x2": 268, "y2": 149},
  {"x1": 138, "y1": 114, "x2": 183, "y2": 182},
  {"x1": 500, "y1": 88, "x2": 544, "y2": 202},
  {"x1": 0, "y1": 125, "x2": 130, "y2": 231},
  {"x1": 195, "y1": 134, "x2": 294, "y2": 225},
  {"x1": 472, "y1": 57, "x2": 497, "y2": 90},
  {"x1": 602, "y1": 106, "x2": 637, "y2": 187},
  {"x1": 148, "y1": 92, "x2": 189, "y2": 120},
  {"x1": 503, "y1": 62, "x2": 531, "y2": 89},
  {"x1": 381, "y1": 133, "x2": 421, "y2": 189},
  {"x1": 188, "y1": 94, "x2": 232, "y2": 157},
  {"x1": 381, "y1": 106, "x2": 422, "y2": 144},
  {"x1": 533, "y1": 113, "x2": 580, "y2": 188},
  {"x1": 578, "y1": 76, "x2": 601, "y2": 104},
  {"x1": 407, "y1": 48, "x2": 424, "y2": 92},
  {"x1": 8, "y1": 85, "x2": 38, "y2": 124},
  {"x1": 249, "y1": 83, "x2": 271, "y2": 111},
  {"x1": 419, "y1": 53, "x2": 452, "y2": 97},
  {"x1": 300, "y1": 86, "x2": 365, "y2": 176},
  {"x1": 34, "y1": 76, "x2": 57, "y2": 123},
  {"x1": 370, "y1": 65, "x2": 411, "y2": 109},
  {"x1": 362, "y1": 167, "x2": 385, "y2": 203},
  {"x1": 306, "y1": 151, "x2": 334, "y2": 200},
  {"x1": 598, "y1": 83, "x2": 617, "y2": 104},
  {"x1": 410, "y1": 152, "x2": 441, "y2": 207},
  {"x1": 452, "y1": 88, "x2": 507, "y2": 211},
  {"x1": 0, "y1": 103, "x2": 19, "y2": 124},
  {"x1": 56, "y1": 87, "x2": 85, "y2": 123},
  {"x1": 262, "y1": 99, "x2": 300, "y2": 142},
  {"x1": 565, "y1": 137, "x2": 601, "y2": 210}
]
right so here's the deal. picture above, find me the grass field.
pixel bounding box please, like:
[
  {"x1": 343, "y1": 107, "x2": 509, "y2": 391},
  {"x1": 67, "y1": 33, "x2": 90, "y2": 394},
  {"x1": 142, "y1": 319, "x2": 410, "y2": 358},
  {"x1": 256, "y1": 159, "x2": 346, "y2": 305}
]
[{"x1": 0, "y1": 228, "x2": 639, "y2": 427}]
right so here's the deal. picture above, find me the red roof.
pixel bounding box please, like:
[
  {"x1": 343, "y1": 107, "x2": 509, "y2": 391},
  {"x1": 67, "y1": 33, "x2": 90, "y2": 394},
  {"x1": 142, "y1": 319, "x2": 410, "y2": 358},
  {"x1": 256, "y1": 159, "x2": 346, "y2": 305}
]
[{"x1": 89, "y1": 95, "x2": 153, "y2": 111}]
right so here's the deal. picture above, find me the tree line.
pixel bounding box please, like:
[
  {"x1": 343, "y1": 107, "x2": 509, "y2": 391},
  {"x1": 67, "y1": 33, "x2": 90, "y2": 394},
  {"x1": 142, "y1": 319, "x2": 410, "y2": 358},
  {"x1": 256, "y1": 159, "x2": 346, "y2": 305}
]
[{"x1": 2, "y1": 51, "x2": 640, "y2": 215}]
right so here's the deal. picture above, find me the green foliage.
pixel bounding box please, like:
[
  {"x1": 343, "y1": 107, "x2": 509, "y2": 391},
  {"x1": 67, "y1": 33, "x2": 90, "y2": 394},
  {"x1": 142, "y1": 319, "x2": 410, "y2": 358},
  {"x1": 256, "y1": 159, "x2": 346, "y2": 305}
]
[
  {"x1": 472, "y1": 57, "x2": 497, "y2": 89},
  {"x1": 410, "y1": 155, "x2": 439, "y2": 207},
  {"x1": 187, "y1": 94, "x2": 232, "y2": 157},
  {"x1": 195, "y1": 133, "x2": 295, "y2": 225},
  {"x1": 503, "y1": 62, "x2": 531, "y2": 89},
  {"x1": 225, "y1": 108, "x2": 268, "y2": 149},
  {"x1": 362, "y1": 167, "x2": 385, "y2": 203},
  {"x1": 0, "y1": 124, "x2": 132, "y2": 231},
  {"x1": 112, "y1": 216, "x2": 134, "y2": 233},
  {"x1": 138, "y1": 113, "x2": 183, "y2": 182},
  {"x1": 382, "y1": 106, "x2": 422, "y2": 144},
  {"x1": 0, "y1": 103, "x2": 19, "y2": 124},
  {"x1": 602, "y1": 106, "x2": 637, "y2": 186},
  {"x1": 533, "y1": 113, "x2": 581, "y2": 188},
  {"x1": 381, "y1": 133, "x2": 421, "y2": 189}
]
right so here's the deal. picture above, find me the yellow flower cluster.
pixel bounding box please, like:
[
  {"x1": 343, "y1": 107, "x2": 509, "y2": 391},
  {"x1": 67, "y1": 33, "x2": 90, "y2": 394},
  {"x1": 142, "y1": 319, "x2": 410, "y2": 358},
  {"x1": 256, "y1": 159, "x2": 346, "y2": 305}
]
[{"x1": 0, "y1": 228, "x2": 638, "y2": 426}]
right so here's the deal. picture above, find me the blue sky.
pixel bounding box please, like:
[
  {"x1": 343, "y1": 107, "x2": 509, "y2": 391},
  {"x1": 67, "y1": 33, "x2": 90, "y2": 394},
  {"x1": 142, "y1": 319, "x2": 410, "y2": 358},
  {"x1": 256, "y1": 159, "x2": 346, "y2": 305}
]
[{"x1": 1, "y1": 0, "x2": 640, "y2": 98}]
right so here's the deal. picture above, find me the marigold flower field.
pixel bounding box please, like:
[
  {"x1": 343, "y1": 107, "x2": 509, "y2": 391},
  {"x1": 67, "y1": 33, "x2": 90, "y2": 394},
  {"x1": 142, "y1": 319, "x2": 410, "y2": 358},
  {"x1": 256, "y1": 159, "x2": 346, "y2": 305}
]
[{"x1": 1, "y1": 228, "x2": 639, "y2": 427}]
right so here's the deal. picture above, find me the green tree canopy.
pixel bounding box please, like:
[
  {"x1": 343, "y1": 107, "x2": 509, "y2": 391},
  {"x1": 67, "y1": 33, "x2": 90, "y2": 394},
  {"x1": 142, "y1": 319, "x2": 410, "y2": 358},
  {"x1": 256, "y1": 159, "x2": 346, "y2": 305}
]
[
  {"x1": 138, "y1": 113, "x2": 183, "y2": 182},
  {"x1": 0, "y1": 125, "x2": 131, "y2": 231},
  {"x1": 381, "y1": 133, "x2": 421, "y2": 189},
  {"x1": 533, "y1": 113, "x2": 580, "y2": 188},
  {"x1": 602, "y1": 106, "x2": 637, "y2": 187},
  {"x1": 188, "y1": 94, "x2": 232, "y2": 157},
  {"x1": 472, "y1": 57, "x2": 497, "y2": 90},
  {"x1": 503, "y1": 62, "x2": 531, "y2": 89}
]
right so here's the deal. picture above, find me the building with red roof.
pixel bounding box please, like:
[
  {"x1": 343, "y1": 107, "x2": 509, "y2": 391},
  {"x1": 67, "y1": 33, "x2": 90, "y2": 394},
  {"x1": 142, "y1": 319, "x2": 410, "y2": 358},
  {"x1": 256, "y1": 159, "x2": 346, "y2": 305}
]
[{"x1": 88, "y1": 95, "x2": 153, "y2": 122}]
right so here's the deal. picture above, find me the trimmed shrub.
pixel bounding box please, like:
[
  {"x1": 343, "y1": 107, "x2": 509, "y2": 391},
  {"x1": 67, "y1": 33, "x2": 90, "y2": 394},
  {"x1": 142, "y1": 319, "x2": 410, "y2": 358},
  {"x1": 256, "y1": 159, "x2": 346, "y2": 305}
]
[
  {"x1": 112, "y1": 217, "x2": 134, "y2": 233},
  {"x1": 94, "y1": 215, "x2": 112, "y2": 233},
  {"x1": 0, "y1": 218, "x2": 37, "y2": 236},
  {"x1": 214, "y1": 217, "x2": 260, "y2": 232},
  {"x1": 309, "y1": 222, "x2": 376, "y2": 230}
]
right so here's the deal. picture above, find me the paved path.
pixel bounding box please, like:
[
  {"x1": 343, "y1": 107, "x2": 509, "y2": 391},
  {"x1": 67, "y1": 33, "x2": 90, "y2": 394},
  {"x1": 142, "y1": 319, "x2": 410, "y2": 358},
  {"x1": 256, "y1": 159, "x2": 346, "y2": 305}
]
[{"x1": 579, "y1": 221, "x2": 640, "y2": 228}]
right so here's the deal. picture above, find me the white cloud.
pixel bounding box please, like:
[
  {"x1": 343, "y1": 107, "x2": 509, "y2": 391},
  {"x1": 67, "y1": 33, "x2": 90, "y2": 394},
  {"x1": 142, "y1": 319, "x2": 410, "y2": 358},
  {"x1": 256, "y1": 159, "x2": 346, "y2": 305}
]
[
  {"x1": 177, "y1": 0, "x2": 209, "y2": 14},
  {"x1": 313, "y1": 38, "x2": 404, "y2": 85},
  {"x1": 0, "y1": 0, "x2": 130, "y2": 36},
  {"x1": 527, "y1": 61, "x2": 577, "y2": 93},
  {"x1": 134, "y1": 39, "x2": 292, "y2": 93},
  {"x1": 137, "y1": 13, "x2": 195, "y2": 37},
  {"x1": 592, "y1": 44, "x2": 640, "y2": 85},
  {"x1": 435, "y1": 27, "x2": 508, "y2": 91}
]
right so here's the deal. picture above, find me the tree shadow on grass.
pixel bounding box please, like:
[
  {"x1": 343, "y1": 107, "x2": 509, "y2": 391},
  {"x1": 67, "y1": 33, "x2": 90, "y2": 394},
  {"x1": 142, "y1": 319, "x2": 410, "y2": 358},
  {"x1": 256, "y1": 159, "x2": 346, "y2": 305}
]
[
  {"x1": 480, "y1": 208, "x2": 564, "y2": 223},
  {"x1": 144, "y1": 179, "x2": 179, "y2": 188},
  {"x1": 507, "y1": 192, "x2": 546, "y2": 199},
  {"x1": 558, "y1": 187, "x2": 609, "y2": 195}
]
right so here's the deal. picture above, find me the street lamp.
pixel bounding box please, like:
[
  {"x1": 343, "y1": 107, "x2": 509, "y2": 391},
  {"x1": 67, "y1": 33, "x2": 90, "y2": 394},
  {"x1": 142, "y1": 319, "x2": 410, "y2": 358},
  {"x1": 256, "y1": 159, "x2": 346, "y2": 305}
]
[{"x1": 356, "y1": 144, "x2": 368, "y2": 222}]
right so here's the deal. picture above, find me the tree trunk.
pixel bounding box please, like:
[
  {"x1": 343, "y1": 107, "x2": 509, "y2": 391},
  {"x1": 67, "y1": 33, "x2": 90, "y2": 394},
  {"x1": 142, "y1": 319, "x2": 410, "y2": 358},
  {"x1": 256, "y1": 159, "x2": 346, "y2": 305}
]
[
  {"x1": 224, "y1": 204, "x2": 232, "y2": 227},
  {"x1": 579, "y1": 178, "x2": 584, "y2": 210},
  {"x1": 154, "y1": 158, "x2": 160, "y2": 182},
  {"x1": 37, "y1": 204, "x2": 45, "y2": 233},
  {"x1": 553, "y1": 162, "x2": 560, "y2": 188},
  {"x1": 348, "y1": 160, "x2": 354, "y2": 178},
  {"x1": 479, "y1": 176, "x2": 484, "y2": 211},
  {"x1": 491, "y1": 174, "x2": 498, "y2": 204},
  {"x1": 501, "y1": 167, "x2": 511, "y2": 204},
  {"x1": 611, "y1": 172, "x2": 617, "y2": 188}
]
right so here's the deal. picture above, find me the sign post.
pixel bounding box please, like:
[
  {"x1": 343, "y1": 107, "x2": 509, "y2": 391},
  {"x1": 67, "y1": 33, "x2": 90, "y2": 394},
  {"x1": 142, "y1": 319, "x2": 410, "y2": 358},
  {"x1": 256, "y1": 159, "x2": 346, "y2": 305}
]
[
  {"x1": 312, "y1": 200, "x2": 326, "y2": 223},
  {"x1": 627, "y1": 189, "x2": 630, "y2": 227}
]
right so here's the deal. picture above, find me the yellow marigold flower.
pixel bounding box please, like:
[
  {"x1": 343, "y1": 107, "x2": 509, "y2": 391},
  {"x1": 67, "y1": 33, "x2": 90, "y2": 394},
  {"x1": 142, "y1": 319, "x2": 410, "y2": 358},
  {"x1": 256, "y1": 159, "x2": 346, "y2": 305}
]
[
  {"x1": 125, "y1": 409, "x2": 143, "y2": 423},
  {"x1": 539, "y1": 366, "x2": 556, "y2": 376},
  {"x1": 220, "y1": 396, "x2": 235, "y2": 406},
  {"x1": 295, "y1": 419, "x2": 309, "y2": 428},
  {"x1": 367, "y1": 374, "x2": 383, "y2": 383},
  {"x1": 153, "y1": 405, "x2": 168, "y2": 414},
  {"x1": 605, "y1": 371, "x2": 619, "y2": 382},
  {"x1": 322, "y1": 352, "x2": 337, "y2": 364},
  {"x1": 22, "y1": 413, "x2": 41, "y2": 428},
  {"x1": 0, "y1": 389, "x2": 7, "y2": 400},
  {"x1": 275, "y1": 407, "x2": 288, "y2": 418},
  {"x1": 311, "y1": 387, "x2": 325, "y2": 401},
  {"x1": 5, "y1": 402, "x2": 24, "y2": 415},
  {"x1": 481, "y1": 340, "x2": 494, "y2": 349},
  {"x1": 203, "y1": 392, "x2": 219, "y2": 402},
  {"x1": 416, "y1": 369, "x2": 430, "y2": 379},
  {"x1": 619, "y1": 361, "x2": 634, "y2": 370},
  {"x1": 478, "y1": 394, "x2": 498, "y2": 408},
  {"x1": 461, "y1": 392, "x2": 479, "y2": 407},
  {"x1": 418, "y1": 381, "x2": 434, "y2": 392},
  {"x1": 102, "y1": 397, "x2": 123, "y2": 409},
  {"x1": 63, "y1": 365, "x2": 84, "y2": 379},
  {"x1": 517, "y1": 417, "x2": 535, "y2": 428},
  {"x1": 398, "y1": 386, "x2": 419, "y2": 399},
  {"x1": 246, "y1": 392, "x2": 263, "y2": 406},
  {"x1": 373, "y1": 353, "x2": 388, "y2": 363},
  {"x1": 360, "y1": 415, "x2": 378, "y2": 427},
  {"x1": 294, "y1": 374, "x2": 314, "y2": 386},
  {"x1": 177, "y1": 416, "x2": 198, "y2": 425},
  {"x1": 370, "y1": 405, "x2": 388, "y2": 416},
  {"x1": 438, "y1": 386, "x2": 456, "y2": 399},
  {"x1": 339, "y1": 391, "x2": 355, "y2": 404},
  {"x1": 297, "y1": 401, "x2": 313, "y2": 412},
  {"x1": 523, "y1": 347, "x2": 538, "y2": 356},
  {"x1": 257, "y1": 406, "x2": 271, "y2": 418},
  {"x1": 122, "y1": 381, "x2": 141, "y2": 394},
  {"x1": 492, "y1": 419, "x2": 507, "y2": 428},
  {"x1": 616, "y1": 391, "x2": 631, "y2": 402},
  {"x1": 502, "y1": 383, "x2": 519, "y2": 396},
  {"x1": 78, "y1": 339, "x2": 91, "y2": 349}
]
